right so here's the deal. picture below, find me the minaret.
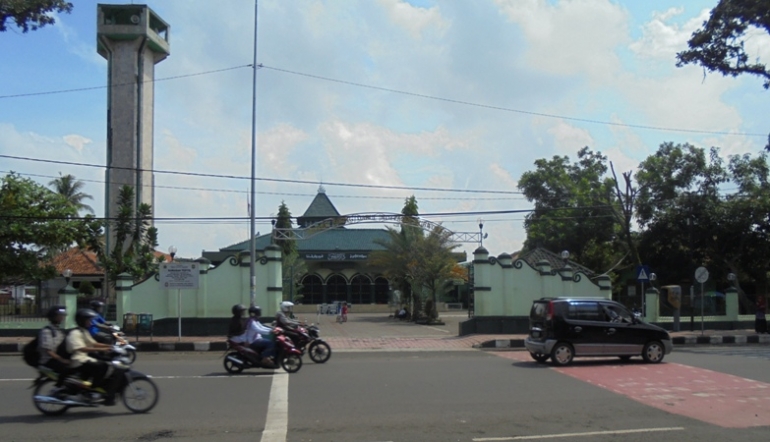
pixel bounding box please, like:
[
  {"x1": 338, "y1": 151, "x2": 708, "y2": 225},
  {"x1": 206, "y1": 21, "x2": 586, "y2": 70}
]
[{"x1": 97, "y1": 4, "x2": 170, "y2": 250}]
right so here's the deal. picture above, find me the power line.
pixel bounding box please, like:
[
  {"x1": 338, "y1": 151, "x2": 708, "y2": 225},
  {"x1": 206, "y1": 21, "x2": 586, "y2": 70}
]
[
  {"x1": 0, "y1": 154, "x2": 523, "y2": 195},
  {"x1": 3, "y1": 170, "x2": 524, "y2": 201},
  {"x1": 2, "y1": 61, "x2": 764, "y2": 138},
  {"x1": 0, "y1": 65, "x2": 252, "y2": 99},
  {"x1": 260, "y1": 64, "x2": 768, "y2": 138}
]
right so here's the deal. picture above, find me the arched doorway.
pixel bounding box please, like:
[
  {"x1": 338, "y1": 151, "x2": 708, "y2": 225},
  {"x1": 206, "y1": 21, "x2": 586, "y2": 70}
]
[
  {"x1": 326, "y1": 274, "x2": 347, "y2": 303},
  {"x1": 350, "y1": 274, "x2": 372, "y2": 304},
  {"x1": 299, "y1": 274, "x2": 323, "y2": 305},
  {"x1": 374, "y1": 277, "x2": 390, "y2": 304}
]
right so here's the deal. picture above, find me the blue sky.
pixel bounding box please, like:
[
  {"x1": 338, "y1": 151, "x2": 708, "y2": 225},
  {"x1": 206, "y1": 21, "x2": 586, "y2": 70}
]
[{"x1": 1, "y1": 0, "x2": 768, "y2": 264}]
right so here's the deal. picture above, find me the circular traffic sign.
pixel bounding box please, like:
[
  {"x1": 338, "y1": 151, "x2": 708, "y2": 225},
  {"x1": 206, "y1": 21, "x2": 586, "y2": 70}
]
[{"x1": 695, "y1": 266, "x2": 709, "y2": 283}]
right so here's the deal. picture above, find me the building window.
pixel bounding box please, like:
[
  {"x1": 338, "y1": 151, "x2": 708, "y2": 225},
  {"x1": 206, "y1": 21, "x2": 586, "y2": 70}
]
[
  {"x1": 300, "y1": 275, "x2": 323, "y2": 305},
  {"x1": 350, "y1": 275, "x2": 372, "y2": 304},
  {"x1": 374, "y1": 277, "x2": 390, "y2": 304},
  {"x1": 326, "y1": 274, "x2": 347, "y2": 303}
]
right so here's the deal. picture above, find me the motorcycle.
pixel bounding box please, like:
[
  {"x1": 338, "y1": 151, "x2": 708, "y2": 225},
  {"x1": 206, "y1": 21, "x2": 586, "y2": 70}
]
[
  {"x1": 94, "y1": 325, "x2": 138, "y2": 364},
  {"x1": 223, "y1": 326, "x2": 303, "y2": 374},
  {"x1": 31, "y1": 347, "x2": 158, "y2": 415},
  {"x1": 287, "y1": 323, "x2": 332, "y2": 364}
]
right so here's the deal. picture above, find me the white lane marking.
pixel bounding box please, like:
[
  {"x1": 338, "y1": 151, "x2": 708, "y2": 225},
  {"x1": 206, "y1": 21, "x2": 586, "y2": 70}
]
[
  {"x1": 261, "y1": 371, "x2": 289, "y2": 442},
  {"x1": 473, "y1": 427, "x2": 685, "y2": 441},
  {"x1": 420, "y1": 325, "x2": 450, "y2": 334}
]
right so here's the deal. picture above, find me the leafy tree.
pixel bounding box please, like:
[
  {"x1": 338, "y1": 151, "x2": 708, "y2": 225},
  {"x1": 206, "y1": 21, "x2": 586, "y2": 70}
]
[
  {"x1": 89, "y1": 185, "x2": 160, "y2": 285},
  {"x1": 1, "y1": 0, "x2": 73, "y2": 33},
  {"x1": 0, "y1": 172, "x2": 101, "y2": 283},
  {"x1": 635, "y1": 143, "x2": 770, "y2": 310},
  {"x1": 518, "y1": 147, "x2": 622, "y2": 274},
  {"x1": 676, "y1": 0, "x2": 770, "y2": 89},
  {"x1": 274, "y1": 201, "x2": 296, "y2": 257},
  {"x1": 409, "y1": 225, "x2": 460, "y2": 320},
  {"x1": 48, "y1": 173, "x2": 94, "y2": 214}
]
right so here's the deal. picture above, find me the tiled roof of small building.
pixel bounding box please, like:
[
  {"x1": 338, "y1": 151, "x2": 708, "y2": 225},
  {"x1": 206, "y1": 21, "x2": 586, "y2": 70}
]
[
  {"x1": 512, "y1": 248, "x2": 597, "y2": 276},
  {"x1": 50, "y1": 247, "x2": 102, "y2": 276}
]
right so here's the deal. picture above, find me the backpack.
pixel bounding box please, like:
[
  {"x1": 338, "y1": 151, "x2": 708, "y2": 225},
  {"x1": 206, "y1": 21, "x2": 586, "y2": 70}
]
[{"x1": 22, "y1": 325, "x2": 55, "y2": 367}]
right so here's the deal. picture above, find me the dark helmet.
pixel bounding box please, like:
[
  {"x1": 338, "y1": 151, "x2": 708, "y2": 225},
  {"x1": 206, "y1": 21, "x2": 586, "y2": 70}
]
[
  {"x1": 248, "y1": 306, "x2": 262, "y2": 317},
  {"x1": 232, "y1": 304, "x2": 246, "y2": 316},
  {"x1": 89, "y1": 300, "x2": 105, "y2": 310},
  {"x1": 75, "y1": 308, "x2": 99, "y2": 328},
  {"x1": 46, "y1": 305, "x2": 66, "y2": 322}
]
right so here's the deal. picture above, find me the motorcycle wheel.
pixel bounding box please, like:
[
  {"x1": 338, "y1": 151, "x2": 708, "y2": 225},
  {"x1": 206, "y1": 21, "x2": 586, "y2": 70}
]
[
  {"x1": 224, "y1": 352, "x2": 244, "y2": 374},
  {"x1": 308, "y1": 341, "x2": 332, "y2": 364},
  {"x1": 32, "y1": 378, "x2": 69, "y2": 416},
  {"x1": 122, "y1": 377, "x2": 159, "y2": 413},
  {"x1": 280, "y1": 354, "x2": 303, "y2": 373},
  {"x1": 126, "y1": 348, "x2": 137, "y2": 364}
]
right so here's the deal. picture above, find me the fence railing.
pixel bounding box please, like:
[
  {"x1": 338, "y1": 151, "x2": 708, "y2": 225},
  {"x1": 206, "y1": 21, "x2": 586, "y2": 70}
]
[{"x1": 0, "y1": 296, "x2": 58, "y2": 322}]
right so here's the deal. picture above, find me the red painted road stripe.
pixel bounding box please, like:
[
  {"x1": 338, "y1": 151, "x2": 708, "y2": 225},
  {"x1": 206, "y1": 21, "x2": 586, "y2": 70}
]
[{"x1": 499, "y1": 352, "x2": 770, "y2": 428}]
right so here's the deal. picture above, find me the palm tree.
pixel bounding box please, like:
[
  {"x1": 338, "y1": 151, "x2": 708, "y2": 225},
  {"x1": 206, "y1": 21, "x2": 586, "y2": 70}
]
[{"x1": 49, "y1": 173, "x2": 94, "y2": 214}]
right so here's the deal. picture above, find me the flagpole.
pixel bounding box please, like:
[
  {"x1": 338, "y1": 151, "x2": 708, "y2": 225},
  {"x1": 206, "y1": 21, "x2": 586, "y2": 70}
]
[{"x1": 249, "y1": 0, "x2": 258, "y2": 307}]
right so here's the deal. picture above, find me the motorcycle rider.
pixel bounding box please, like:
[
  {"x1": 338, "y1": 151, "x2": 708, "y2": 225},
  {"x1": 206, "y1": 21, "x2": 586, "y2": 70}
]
[
  {"x1": 228, "y1": 304, "x2": 247, "y2": 338},
  {"x1": 275, "y1": 301, "x2": 302, "y2": 330},
  {"x1": 38, "y1": 305, "x2": 70, "y2": 384},
  {"x1": 230, "y1": 306, "x2": 277, "y2": 368},
  {"x1": 88, "y1": 300, "x2": 126, "y2": 345},
  {"x1": 66, "y1": 309, "x2": 123, "y2": 406}
]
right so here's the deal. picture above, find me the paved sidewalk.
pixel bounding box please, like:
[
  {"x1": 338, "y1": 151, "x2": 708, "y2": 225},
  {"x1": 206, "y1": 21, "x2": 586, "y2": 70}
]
[{"x1": 1, "y1": 313, "x2": 768, "y2": 353}]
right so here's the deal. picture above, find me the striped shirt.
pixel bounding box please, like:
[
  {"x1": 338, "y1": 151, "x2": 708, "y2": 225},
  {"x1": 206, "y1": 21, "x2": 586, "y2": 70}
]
[{"x1": 37, "y1": 324, "x2": 63, "y2": 365}]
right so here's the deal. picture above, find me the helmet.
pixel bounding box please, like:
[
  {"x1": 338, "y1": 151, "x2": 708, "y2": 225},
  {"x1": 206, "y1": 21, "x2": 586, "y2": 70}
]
[
  {"x1": 75, "y1": 308, "x2": 99, "y2": 328},
  {"x1": 248, "y1": 306, "x2": 262, "y2": 317},
  {"x1": 47, "y1": 305, "x2": 66, "y2": 322},
  {"x1": 280, "y1": 301, "x2": 294, "y2": 313},
  {"x1": 89, "y1": 300, "x2": 104, "y2": 311},
  {"x1": 232, "y1": 304, "x2": 246, "y2": 316}
]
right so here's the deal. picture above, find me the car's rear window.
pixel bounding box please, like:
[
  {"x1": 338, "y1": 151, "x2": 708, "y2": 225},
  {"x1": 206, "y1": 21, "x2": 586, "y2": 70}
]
[
  {"x1": 530, "y1": 302, "x2": 549, "y2": 320},
  {"x1": 566, "y1": 301, "x2": 602, "y2": 321}
]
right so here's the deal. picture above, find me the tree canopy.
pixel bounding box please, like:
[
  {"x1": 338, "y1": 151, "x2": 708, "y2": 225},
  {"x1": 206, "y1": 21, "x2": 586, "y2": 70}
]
[
  {"x1": 48, "y1": 173, "x2": 94, "y2": 214},
  {"x1": 0, "y1": 172, "x2": 101, "y2": 283},
  {"x1": 1, "y1": 0, "x2": 73, "y2": 33},
  {"x1": 676, "y1": 0, "x2": 770, "y2": 89}
]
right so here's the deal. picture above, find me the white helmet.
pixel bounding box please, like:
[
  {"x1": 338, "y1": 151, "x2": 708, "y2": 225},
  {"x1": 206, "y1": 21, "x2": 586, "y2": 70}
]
[{"x1": 280, "y1": 301, "x2": 294, "y2": 313}]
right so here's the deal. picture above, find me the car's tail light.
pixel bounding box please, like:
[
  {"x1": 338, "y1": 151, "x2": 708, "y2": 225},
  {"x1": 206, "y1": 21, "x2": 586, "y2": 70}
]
[{"x1": 546, "y1": 301, "x2": 554, "y2": 321}]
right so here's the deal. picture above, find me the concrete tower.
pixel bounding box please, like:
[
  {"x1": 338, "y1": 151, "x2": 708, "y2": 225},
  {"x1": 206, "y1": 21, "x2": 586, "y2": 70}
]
[{"x1": 97, "y1": 4, "x2": 169, "y2": 250}]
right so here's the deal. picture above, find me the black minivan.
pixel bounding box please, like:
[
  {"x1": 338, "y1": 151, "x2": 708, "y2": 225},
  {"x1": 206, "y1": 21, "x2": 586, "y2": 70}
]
[{"x1": 524, "y1": 297, "x2": 673, "y2": 366}]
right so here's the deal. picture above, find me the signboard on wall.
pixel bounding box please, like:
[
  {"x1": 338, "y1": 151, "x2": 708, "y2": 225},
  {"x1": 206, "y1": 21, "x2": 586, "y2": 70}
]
[{"x1": 159, "y1": 263, "x2": 199, "y2": 289}]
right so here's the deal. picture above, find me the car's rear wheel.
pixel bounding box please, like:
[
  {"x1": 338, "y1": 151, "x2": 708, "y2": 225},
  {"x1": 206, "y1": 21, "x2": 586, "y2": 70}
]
[
  {"x1": 642, "y1": 341, "x2": 665, "y2": 363},
  {"x1": 529, "y1": 352, "x2": 550, "y2": 363},
  {"x1": 550, "y1": 342, "x2": 574, "y2": 366}
]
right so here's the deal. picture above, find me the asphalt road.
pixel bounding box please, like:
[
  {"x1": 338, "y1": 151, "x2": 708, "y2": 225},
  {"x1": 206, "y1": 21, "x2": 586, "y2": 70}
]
[{"x1": 1, "y1": 348, "x2": 769, "y2": 442}]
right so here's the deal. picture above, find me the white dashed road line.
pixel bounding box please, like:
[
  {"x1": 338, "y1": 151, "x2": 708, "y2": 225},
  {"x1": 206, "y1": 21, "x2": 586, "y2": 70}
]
[
  {"x1": 261, "y1": 371, "x2": 289, "y2": 442},
  {"x1": 473, "y1": 427, "x2": 685, "y2": 441}
]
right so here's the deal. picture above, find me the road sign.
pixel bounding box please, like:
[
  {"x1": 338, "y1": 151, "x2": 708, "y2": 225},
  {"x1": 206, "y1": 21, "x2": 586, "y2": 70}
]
[
  {"x1": 695, "y1": 266, "x2": 709, "y2": 284},
  {"x1": 636, "y1": 265, "x2": 650, "y2": 281},
  {"x1": 159, "y1": 262, "x2": 199, "y2": 289}
]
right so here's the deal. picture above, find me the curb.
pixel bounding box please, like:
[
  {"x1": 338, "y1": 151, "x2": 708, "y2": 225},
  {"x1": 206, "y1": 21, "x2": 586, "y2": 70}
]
[{"x1": 474, "y1": 334, "x2": 770, "y2": 349}]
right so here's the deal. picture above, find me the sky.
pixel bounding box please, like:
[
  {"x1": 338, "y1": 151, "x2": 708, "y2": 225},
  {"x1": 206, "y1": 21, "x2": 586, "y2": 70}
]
[{"x1": 1, "y1": 0, "x2": 769, "y2": 264}]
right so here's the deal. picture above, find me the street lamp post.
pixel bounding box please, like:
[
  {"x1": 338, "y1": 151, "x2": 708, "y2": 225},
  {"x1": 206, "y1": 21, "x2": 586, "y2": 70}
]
[{"x1": 478, "y1": 219, "x2": 485, "y2": 248}]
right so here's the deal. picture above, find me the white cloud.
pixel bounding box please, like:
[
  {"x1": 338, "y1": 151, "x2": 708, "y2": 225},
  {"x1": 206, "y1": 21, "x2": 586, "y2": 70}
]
[
  {"x1": 629, "y1": 7, "x2": 708, "y2": 60},
  {"x1": 494, "y1": 0, "x2": 629, "y2": 82},
  {"x1": 377, "y1": 0, "x2": 449, "y2": 39},
  {"x1": 63, "y1": 134, "x2": 92, "y2": 153},
  {"x1": 489, "y1": 163, "x2": 517, "y2": 188}
]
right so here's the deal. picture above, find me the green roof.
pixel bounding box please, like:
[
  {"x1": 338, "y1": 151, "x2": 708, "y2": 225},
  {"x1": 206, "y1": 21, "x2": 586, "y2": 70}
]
[
  {"x1": 221, "y1": 228, "x2": 392, "y2": 253},
  {"x1": 299, "y1": 190, "x2": 340, "y2": 221}
]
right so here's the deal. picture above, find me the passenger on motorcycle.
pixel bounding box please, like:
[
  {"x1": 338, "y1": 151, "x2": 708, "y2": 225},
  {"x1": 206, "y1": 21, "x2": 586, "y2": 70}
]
[
  {"x1": 38, "y1": 305, "x2": 71, "y2": 384},
  {"x1": 88, "y1": 300, "x2": 126, "y2": 345},
  {"x1": 228, "y1": 304, "x2": 247, "y2": 338},
  {"x1": 66, "y1": 309, "x2": 124, "y2": 406},
  {"x1": 231, "y1": 306, "x2": 277, "y2": 367}
]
